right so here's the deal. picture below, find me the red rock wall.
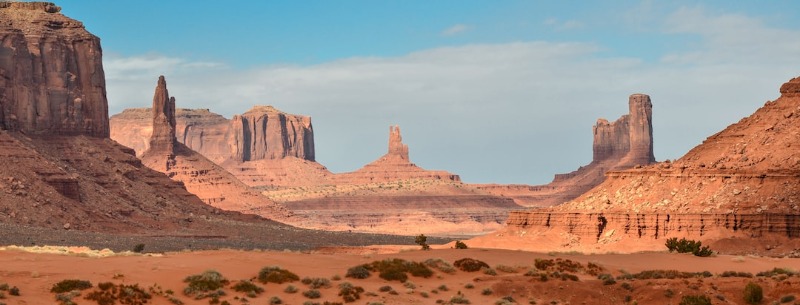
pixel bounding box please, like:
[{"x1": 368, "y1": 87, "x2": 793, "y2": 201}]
[
  {"x1": 0, "y1": 2, "x2": 108, "y2": 137},
  {"x1": 230, "y1": 106, "x2": 315, "y2": 162}
]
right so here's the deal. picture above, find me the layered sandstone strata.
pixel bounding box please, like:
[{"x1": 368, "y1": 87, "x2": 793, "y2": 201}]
[
  {"x1": 478, "y1": 94, "x2": 656, "y2": 207},
  {"x1": 139, "y1": 76, "x2": 290, "y2": 219},
  {"x1": 475, "y1": 77, "x2": 800, "y2": 254},
  {"x1": 0, "y1": 2, "x2": 108, "y2": 137}
]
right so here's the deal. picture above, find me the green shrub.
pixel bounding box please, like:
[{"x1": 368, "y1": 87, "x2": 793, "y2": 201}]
[
  {"x1": 483, "y1": 267, "x2": 497, "y2": 276},
  {"x1": 378, "y1": 286, "x2": 393, "y2": 292},
  {"x1": 269, "y1": 296, "x2": 283, "y2": 305},
  {"x1": 598, "y1": 274, "x2": 615, "y2": 285},
  {"x1": 302, "y1": 289, "x2": 321, "y2": 299},
  {"x1": 454, "y1": 258, "x2": 489, "y2": 272},
  {"x1": 232, "y1": 280, "x2": 263, "y2": 295},
  {"x1": 345, "y1": 265, "x2": 370, "y2": 279},
  {"x1": 780, "y1": 295, "x2": 796, "y2": 303},
  {"x1": 438, "y1": 284, "x2": 448, "y2": 291},
  {"x1": 464, "y1": 283, "x2": 474, "y2": 289},
  {"x1": 51, "y1": 280, "x2": 93, "y2": 293},
  {"x1": 415, "y1": 234, "x2": 430, "y2": 250},
  {"x1": 743, "y1": 282, "x2": 763, "y2": 304},
  {"x1": 183, "y1": 270, "x2": 228, "y2": 297},
  {"x1": 258, "y1": 266, "x2": 299, "y2": 284},
  {"x1": 454, "y1": 241, "x2": 468, "y2": 249},
  {"x1": 451, "y1": 292, "x2": 471, "y2": 304},
  {"x1": 679, "y1": 295, "x2": 711, "y2": 305},
  {"x1": 364, "y1": 259, "x2": 433, "y2": 282},
  {"x1": 482, "y1": 288, "x2": 493, "y2": 295},
  {"x1": 284, "y1": 285, "x2": 298, "y2": 294},
  {"x1": 495, "y1": 296, "x2": 516, "y2": 305},
  {"x1": 720, "y1": 271, "x2": 754, "y2": 278},
  {"x1": 665, "y1": 238, "x2": 713, "y2": 257}
]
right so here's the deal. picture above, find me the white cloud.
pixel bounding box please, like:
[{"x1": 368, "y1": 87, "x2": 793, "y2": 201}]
[
  {"x1": 543, "y1": 18, "x2": 584, "y2": 31},
  {"x1": 441, "y1": 24, "x2": 472, "y2": 36},
  {"x1": 103, "y1": 7, "x2": 800, "y2": 184}
]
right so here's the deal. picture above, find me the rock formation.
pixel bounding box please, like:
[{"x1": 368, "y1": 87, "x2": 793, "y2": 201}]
[
  {"x1": 230, "y1": 106, "x2": 315, "y2": 162},
  {"x1": 335, "y1": 125, "x2": 460, "y2": 183},
  {"x1": 477, "y1": 94, "x2": 656, "y2": 207},
  {"x1": 0, "y1": 2, "x2": 108, "y2": 137},
  {"x1": 139, "y1": 76, "x2": 290, "y2": 219},
  {"x1": 474, "y1": 77, "x2": 800, "y2": 255}
]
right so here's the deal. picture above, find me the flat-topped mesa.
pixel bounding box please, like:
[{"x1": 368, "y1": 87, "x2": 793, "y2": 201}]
[
  {"x1": 148, "y1": 76, "x2": 177, "y2": 154},
  {"x1": 0, "y1": 1, "x2": 109, "y2": 137},
  {"x1": 230, "y1": 105, "x2": 315, "y2": 162},
  {"x1": 388, "y1": 125, "x2": 409, "y2": 160}
]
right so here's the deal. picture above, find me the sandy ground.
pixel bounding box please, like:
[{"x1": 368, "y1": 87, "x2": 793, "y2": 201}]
[{"x1": 2, "y1": 245, "x2": 800, "y2": 305}]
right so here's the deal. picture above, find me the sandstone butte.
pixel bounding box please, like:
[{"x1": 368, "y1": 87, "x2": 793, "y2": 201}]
[
  {"x1": 477, "y1": 94, "x2": 656, "y2": 207},
  {"x1": 110, "y1": 106, "x2": 330, "y2": 187},
  {"x1": 471, "y1": 76, "x2": 800, "y2": 256},
  {"x1": 138, "y1": 76, "x2": 291, "y2": 220},
  {"x1": 0, "y1": 2, "x2": 277, "y2": 234}
]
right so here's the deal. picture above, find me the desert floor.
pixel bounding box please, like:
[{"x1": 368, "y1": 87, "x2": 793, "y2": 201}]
[{"x1": 2, "y1": 245, "x2": 800, "y2": 305}]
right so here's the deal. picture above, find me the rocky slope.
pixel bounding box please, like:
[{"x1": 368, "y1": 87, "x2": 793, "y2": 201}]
[
  {"x1": 474, "y1": 77, "x2": 800, "y2": 255},
  {"x1": 477, "y1": 94, "x2": 656, "y2": 207},
  {"x1": 139, "y1": 76, "x2": 290, "y2": 220},
  {"x1": 0, "y1": 2, "x2": 108, "y2": 137}
]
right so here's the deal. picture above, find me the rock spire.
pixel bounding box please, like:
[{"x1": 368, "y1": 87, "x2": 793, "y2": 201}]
[
  {"x1": 388, "y1": 125, "x2": 409, "y2": 160},
  {"x1": 148, "y1": 76, "x2": 177, "y2": 153}
]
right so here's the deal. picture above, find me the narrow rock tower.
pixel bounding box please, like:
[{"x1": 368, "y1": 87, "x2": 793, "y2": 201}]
[
  {"x1": 148, "y1": 76, "x2": 177, "y2": 154},
  {"x1": 388, "y1": 125, "x2": 409, "y2": 160}
]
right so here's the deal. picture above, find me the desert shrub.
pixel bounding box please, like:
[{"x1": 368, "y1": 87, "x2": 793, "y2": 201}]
[
  {"x1": 454, "y1": 241, "x2": 468, "y2": 249},
  {"x1": 258, "y1": 266, "x2": 299, "y2": 284},
  {"x1": 495, "y1": 296, "x2": 516, "y2": 305},
  {"x1": 0, "y1": 284, "x2": 6, "y2": 291},
  {"x1": 464, "y1": 283, "x2": 474, "y2": 289},
  {"x1": 420, "y1": 291, "x2": 429, "y2": 298},
  {"x1": 302, "y1": 289, "x2": 321, "y2": 299},
  {"x1": 679, "y1": 295, "x2": 711, "y2": 305},
  {"x1": 302, "y1": 277, "x2": 332, "y2": 289},
  {"x1": 756, "y1": 268, "x2": 796, "y2": 277},
  {"x1": 378, "y1": 286, "x2": 393, "y2": 292},
  {"x1": 364, "y1": 258, "x2": 433, "y2": 282},
  {"x1": 232, "y1": 280, "x2": 263, "y2": 295},
  {"x1": 617, "y1": 270, "x2": 712, "y2": 280},
  {"x1": 598, "y1": 274, "x2": 616, "y2": 285},
  {"x1": 483, "y1": 267, "x2": 498, "y2": 276},
  {"x1": 345, "y1": 265, "x2": 371, "y2": 279},
  {"x1": 55, "y1": 291, "x2": 82, "y2": 305},
  {"x1": 133, "y1": 244, "x2": 145, "y2": 253},
  {"x1": 451, "y1": 292, "x2": 471, "y2": 304},
  {"x1": 183, "y1": 270, "x2": 228, "y2": 297},
  {"x1": 7, "y1": 287, "x2": 18, "y2": 297},
  {"x1": 781, "y1": 295, "x2": 796, "y2": 303},
  {"x1": 331, "y1": 275, "x2": 342, "y2": 281},
  {"x1": 337, "y1": 282, "x2": 364, "y2": 303},
  {"x1": 534, "y1": 259, "x2": 555, "y2": 270},
  {"x1": 438, "y1": 284, "x2": 449, "y2": 291},
  {"x1": 269, "y1": 296, "x2": 283, "y2": 305},
  {"x1": 482, "y1": 288, "x2": 493, "y2": 295},
  {"x1": 403, "y1": 281, "x2": 416, "y2": 289},
  {"x1": 52, "y1": 280, "x2": 93, "y2": 293},
  {"x1": 85, "y1": 283, "x2": 151, "y2": 305},
  {"x1": 284, "y1": 285, "x2": 298, "y2": 293},
  {"x1": 621, "y1": 282, "x2": 633, "y2": 291},
  {"x1": 552, "y1": 272, "x2": 579, "y2": 282},
  {"x1": 743, "y1": 282, "x2": 763, "y2": 304},
  {"x1": 665, "y1": 238, "x2": 713, "y2": 257},
  {"x1": 720, "y1": 271, "x2": 754, "y2": 278},
  {"x1": 415, "y1": 234, "x2": 430, "y2": 250},
  {"x1": 424, "y1": 258, "x2": 456, "y2": 274},
  {"x1": 454, "y1": 258, "x2": 489, "y2": 272},
  {"x1": 495, "y1": 264, "x2": 519, "y2": 273}
]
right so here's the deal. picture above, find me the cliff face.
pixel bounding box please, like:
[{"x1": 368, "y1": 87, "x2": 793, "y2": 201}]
[
  {"x1": 0, "y1": 2, "x2": 108, "y2": 137},
  {"x1": 477, "y1": 77, "x2": 800, "y2": 255},
  {"x1": 110, "y1": 106, "x2": 315, "y2": 163},
  {"x1": 139, "y1": 76, "x2": 290, "y2": 220},
  {"x1": 230, "y1": 106, "x2": 315, "y2": 162},
  {"x1": 477, "y1": 94, "x2": 655, "y2": 207}
]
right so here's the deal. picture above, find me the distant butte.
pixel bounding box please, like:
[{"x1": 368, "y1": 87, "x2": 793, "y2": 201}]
[
  {"x1": 477, "y1": 93, "x2": 656, "y2": 207},
  {"x1": 139, "y1": 76, "x2": 291, "y2": 220}
]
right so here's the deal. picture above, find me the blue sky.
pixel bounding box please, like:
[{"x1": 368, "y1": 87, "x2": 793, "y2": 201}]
[{"x1": 59, "y1": 1, "x2": 800, "y2": 184}]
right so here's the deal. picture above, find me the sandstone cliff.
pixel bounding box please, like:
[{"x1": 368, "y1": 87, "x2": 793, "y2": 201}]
[
  {"x1": 477, "y1": 94, "x2": 656, "y2": 207},
  {"x1": 0, "y1": 2, "x2": 108, "y2": 137},
  {"x1": 230, "y1": 106, "x2": 315, "y2": 162},
  {"x1": 475, "y1": 77, "x2": 800, "y2": 255},
  {"x1": 139, "y1": 76, "x2": 290, "y2": 220}
]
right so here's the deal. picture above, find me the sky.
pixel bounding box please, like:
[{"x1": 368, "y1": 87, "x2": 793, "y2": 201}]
[{"x1": 57, "y1": 1, "x2": 800, "y2": 184}]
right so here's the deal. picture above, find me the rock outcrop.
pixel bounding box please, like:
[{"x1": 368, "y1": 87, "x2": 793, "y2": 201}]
[
  {"x1": 230, "y1": 106, "x2": 315, "y2": 162},
  {"x1": 0, "y1": 2, "x2": 108, "y2": 137},
  {"x1": 335, "y1": 126, "x2": 460, "y2": 183},
  {"x1": 477, "y1": 94, "x2": 656, "y2": 207},
  {"x1": 475, "y1": 77, "x2": 800, "y2": 255},
  {"x1": 139, "y1": 76, "x2": 290, "y2": 219}
]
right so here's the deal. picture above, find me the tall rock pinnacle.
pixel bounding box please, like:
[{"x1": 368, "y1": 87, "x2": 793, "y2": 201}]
[
  {"x1": 592, "y1": 94, "x2": 655, "y2": 167},
  {"x1": 388, "y1": 125, "x2": 409, "y2": 160},
  {"x1": 149, "y1": 76, "x2": 176, "y2": 153}
]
